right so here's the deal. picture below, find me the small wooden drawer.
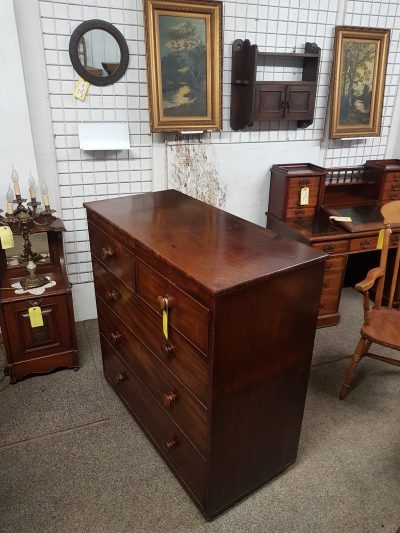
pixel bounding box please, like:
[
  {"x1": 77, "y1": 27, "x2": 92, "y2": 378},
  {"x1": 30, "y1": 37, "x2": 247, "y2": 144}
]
[
  {"x1": 321, "y1": 270, "x2": 343, "y2": 293},
  {"x1": 313, "y1": 240, "x2": 348, "y2": 254},
  {"x1": 2, "y1": 294, "x2": 74, "y2": 363},
  {"x1": 102, "y1": 338, "x2": 206, "y2": 505},
  {"x1": 286, "y1": 206, "x2": 315, "y2": 219},
  {"x1": 382, "y1": 189, "x2": 400, "y2": 202},
  {"x1": 287, "y1": 176, "x2": 321, "y2": 190},
  {"x1": 318, "y1": 291, "x2": 341, "y2": 315},
  {"x1": 383, "y1": 179, "x2": 400, "y2": 191},
  {"x1": 98, "y1": 300, "x2": 208, "y2": 453},
  {"x1": 349, "y1": 236, "x2": 378, "y2": 252},
  {"x1": 286, "y1": 193, "x2": 319, "y2": 209},
  {"x1": 88, "y1": 222, "x2": 135, "y2": 288},
  {"x1": 136, "y1": 260, "x2": 209, "y2": 354},
  {"x1": 93, "y1": 259, "x2": 135, "y2": 320},
  {"x1": 385, "y1": 172, "x2": 400, "y2": 183},
  {"x1": 324, "y1": 255, "x2": 346, "y2": 271}
]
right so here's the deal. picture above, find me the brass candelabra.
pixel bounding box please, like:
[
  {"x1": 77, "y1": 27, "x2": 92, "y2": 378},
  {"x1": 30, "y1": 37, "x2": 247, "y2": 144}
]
[{"x1": 0, "y1": 193, "x2": 56, "y2": 290}]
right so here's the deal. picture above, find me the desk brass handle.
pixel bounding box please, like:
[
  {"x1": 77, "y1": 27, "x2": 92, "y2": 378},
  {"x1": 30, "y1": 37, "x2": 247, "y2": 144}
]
[
  {"x1": 360, "y1": 239, "x2": 371, "y2": 249},
  {"x1": 105, "y1": 289, "x2": 119, "y2": 303},
  {"x1": 113, "y1": 372, "x2": 126, "y2": 385},
  {"x1": 162, "y1": 391, "x2": 178, "y2": 408},
  {"x1": 391, "y1": 183, "x2": 400, "y2": 191},
  {"x1": 295, "y1": 209, "x2": 305, "y2": 217},
  {"x1": 164, "y1": 437, "x2": 179, "y2": 451},
  {"x1": 102, "y1": 246, "x2": 115, "y2": 259},
  {"x1": 299, "y1": 179, "x2": 310, "y2": 187},
  {"x1": 323, "y1": 244, "x2": 335, "y2": 253},
  {"x1": 158, "y1": 295, "x2": 172, "y2": 310},
  {"x1": 389, "y1": 191, "x2": 400, "y2": 199},
  {"x1": 110, "y1": 331, "x2": 122, "y2": 345},
  {"x1": 393, "y1": 173, "x2": 400, "y2": 181},
  {"x1": 161, "y1": 341, "x2": 175, "y2": 359}
]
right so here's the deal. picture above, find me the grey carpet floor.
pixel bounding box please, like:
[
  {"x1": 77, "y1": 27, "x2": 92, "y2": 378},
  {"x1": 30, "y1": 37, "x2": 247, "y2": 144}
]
[{"x1": 0, "y1": 288, "x2": 399, "y2": 532}]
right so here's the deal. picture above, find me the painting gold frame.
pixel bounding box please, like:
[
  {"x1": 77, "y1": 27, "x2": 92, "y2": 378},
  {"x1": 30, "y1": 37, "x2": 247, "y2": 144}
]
[
  {"x1": 329, "y1": 26, "x2": 390, "y2": 139},
  {"x1": 143, "y1": 0, "x2": 222, "y2": 132}
]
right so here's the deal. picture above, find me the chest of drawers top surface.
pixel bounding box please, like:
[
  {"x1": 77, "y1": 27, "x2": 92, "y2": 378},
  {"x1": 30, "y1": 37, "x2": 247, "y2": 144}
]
[{"x1": 85, "y1": 190, "x2": 324, "y2": 295}]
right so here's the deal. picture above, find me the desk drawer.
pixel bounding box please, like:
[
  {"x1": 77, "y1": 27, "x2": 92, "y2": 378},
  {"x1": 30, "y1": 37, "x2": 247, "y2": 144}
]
[
  {"x1": 319, "y1": 291, "x2": 341, "y2": 315},
  {"x1": 382, "y1": 190, "x2": 400, "y2": 202},
  {"x1": 136, "y1": 260, "x2": 209, "y2": 354},
  {"x1": 287, "y1": 193, "x2": 319, "y2": 209},
  {"x1": 102, "y1": 338, "x2": 206, "y2": 504},
  {"x1": 93, "y1": 259, "x2": 135, "y2": 320},
  {"x1": 349, "y1": 236, "x2": 378, "y2": 252},
  {"x1": 286, "y1": 207, "x2": 316, "y2": 219},
  {"x1": 324, "y1": 255, "x2": 346, "y2": 271},
  {"x1": 287, "y1": 176, "x2": 321, "y2": 191},
  {"x1": 321, "y1": 270, "x2": 343, "y2": 293},
  {"x1": 313, "y1": 240, "x2": 348, "y2": 254},
  {"x1": 98, "y1": 300, "x2": 208, "y2": 453},
  {"x1": 89, "y1": 222, "x2": 135, "y2": 288}
]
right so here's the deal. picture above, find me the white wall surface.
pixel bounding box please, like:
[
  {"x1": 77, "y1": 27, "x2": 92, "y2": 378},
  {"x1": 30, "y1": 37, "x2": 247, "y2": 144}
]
[
  {"x1": 13, "y1": 0, "x2": 400, "y2": 320},
  {"x1": 0, "y1": 0, "x2": 38, "y2": 204}
]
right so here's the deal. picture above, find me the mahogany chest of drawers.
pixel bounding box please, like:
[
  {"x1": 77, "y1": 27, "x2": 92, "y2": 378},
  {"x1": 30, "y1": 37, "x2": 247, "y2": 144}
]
[{"x1": 85, "y1": 190, "x2": 325, "y2": 519}]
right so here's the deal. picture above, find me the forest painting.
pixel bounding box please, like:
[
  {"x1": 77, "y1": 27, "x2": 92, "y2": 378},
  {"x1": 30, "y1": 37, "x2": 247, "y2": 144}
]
[
  {"x1": 144, "y1": 0, "x2": 222, "y2": 132},
  {"x1": 329, "y1": 27, "x2": 390, "y2": 139}
]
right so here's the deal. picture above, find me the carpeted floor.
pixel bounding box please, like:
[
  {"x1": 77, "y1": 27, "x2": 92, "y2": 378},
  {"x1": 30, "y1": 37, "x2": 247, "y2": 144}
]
[{"x1": 0, "y1": 288, "x2": 399, "y2": 532}]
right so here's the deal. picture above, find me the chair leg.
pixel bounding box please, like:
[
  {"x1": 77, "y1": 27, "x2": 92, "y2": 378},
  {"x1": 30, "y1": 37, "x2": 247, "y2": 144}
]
[{"x1": 339, "y1": 337, "x2": 371, "y2": 400}]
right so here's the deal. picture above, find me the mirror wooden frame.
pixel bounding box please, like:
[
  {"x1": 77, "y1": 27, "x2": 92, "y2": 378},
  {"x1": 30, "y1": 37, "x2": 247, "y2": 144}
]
[{"x1": 69, "y1": 19, "x2": 129, "y2": 87}]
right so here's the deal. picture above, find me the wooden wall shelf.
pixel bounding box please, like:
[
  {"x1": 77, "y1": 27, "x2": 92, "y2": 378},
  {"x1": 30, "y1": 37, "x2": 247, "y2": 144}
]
[{"x1": 230, "y1": 40, "x2": 321, "y2": 131}]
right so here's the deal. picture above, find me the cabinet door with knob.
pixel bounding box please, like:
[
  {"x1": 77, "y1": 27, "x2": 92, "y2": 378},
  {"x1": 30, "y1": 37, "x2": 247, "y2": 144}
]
[{"x1": 255, "y1": 82, "x2": 317, "y2": 122}]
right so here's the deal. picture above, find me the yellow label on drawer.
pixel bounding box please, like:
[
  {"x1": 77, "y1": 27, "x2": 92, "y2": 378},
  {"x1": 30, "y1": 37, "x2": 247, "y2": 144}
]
[
  {"x1": 0, "y1": 226, "x2": 14, "y2": 249},
  {"x1": 163, "y1": 309, "x2": 168, "y2": 339},
  {"x1": 299, "y1": 187, "x2": 310, "y2": 206},
  {"x1": 29, "y1": 307, "x2": 44, "y2": 328},
  {"x1": 376, "y1": 229, "x2": 385, "y2": 250}
]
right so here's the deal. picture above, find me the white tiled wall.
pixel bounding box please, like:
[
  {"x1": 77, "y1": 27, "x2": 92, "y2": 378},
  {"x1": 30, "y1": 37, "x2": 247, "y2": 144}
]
[{"x1": 37, "y1": 0, "x2": 400, "y2": 314}]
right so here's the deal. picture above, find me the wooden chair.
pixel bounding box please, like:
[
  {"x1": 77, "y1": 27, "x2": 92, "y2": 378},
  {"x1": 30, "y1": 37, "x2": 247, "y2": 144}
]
[{"x1": 339, "y1": 200, "x2": 400, "y2": 400}]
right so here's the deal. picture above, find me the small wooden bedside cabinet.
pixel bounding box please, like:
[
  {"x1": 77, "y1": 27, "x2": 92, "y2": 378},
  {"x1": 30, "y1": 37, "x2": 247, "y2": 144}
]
[{"x1": 0, "y1": 217, "x2": 78, "y2": 383}]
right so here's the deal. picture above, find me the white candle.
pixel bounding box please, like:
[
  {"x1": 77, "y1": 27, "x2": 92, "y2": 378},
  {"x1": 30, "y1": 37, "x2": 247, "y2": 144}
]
[
  {"x1": 6, "y1": 185, "x2": 14, "y2": 214},
  {"x1": 11, "y1": 166, "x2": 21, "y2": 197},
  {"x1": 41, "y1": 180, "x2": 50, "y2": 207},
  {"x1": 28, "y1": 172, "x2": 36, "y2": 200}
]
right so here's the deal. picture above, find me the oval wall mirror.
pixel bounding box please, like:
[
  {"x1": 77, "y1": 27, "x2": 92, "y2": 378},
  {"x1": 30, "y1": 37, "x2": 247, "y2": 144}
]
[{"x1": 69, "y1": 19, "x2": 129, "y2": 86}]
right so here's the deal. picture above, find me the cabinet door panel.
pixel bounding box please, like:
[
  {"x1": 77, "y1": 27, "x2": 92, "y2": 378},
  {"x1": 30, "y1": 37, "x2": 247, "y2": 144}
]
[
  {"x1": 255, "y1": 84, "x2": 286, "y2": 120},
  {"x1": 285, "y1": 84, "x2": 316, "y2": 121}
]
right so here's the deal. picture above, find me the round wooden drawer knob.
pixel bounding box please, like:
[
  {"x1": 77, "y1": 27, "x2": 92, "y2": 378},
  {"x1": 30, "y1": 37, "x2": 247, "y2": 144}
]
[
  {"x1": 102, "y1": 246, "x2": 115, "y2": 259},
  {"x1": 161, "y1": 341, "x2": 175, "y2": 359},
  {"x1": 164, "y1": 437, "x2": 179, "y2": 451},
  {"x1": 110, "y1": 331, "x2": 122, "y2": 344},
  {"x1": 162, "y1": 391, "x2": 178, "y2": 407}
]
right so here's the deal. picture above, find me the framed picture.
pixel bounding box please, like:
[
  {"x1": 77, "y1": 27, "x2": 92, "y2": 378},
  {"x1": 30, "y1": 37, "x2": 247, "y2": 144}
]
[
  {"x1": 143, "y1": 0, "x2": 222, "y2": 132},
  {"x1": 329, "y1": 26, "x2": 390, "y2": 139}
]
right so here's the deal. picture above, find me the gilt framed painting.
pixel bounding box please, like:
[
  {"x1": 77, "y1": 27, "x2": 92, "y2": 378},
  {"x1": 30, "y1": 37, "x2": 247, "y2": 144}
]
[
  {"x1": 329, "y1": 26, "x2": 390, "y2": 139},
  {"x1": 143, "y1": 0, "x2": 222, "y2": 132}
]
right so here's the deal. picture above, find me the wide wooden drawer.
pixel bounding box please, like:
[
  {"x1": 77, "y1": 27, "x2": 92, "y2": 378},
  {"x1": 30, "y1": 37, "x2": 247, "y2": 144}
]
[
  {"x1": 287, "y1": 176, "x2": 321, "y2": 190},
  {"x1": 318, "y1": 291, "x2": 341, "y2": 315},
  {"x1": 93, "y1": 259, "x2": 136, "y2": 321},
  {"x1": 286, "y1": 207, "x2": 315, "y2": 219},
  {"x1": 98, "y1": 299, "x2": 208, "y2": 453},
  {"x1": 313, "y1": 239, "x2": 348, "y2": 254},
  {"x1": 321, "y1": 270, "x2": 343, "y2": 293},
  {"x1": 88, "y1": 222, "x2": 135, "y2": 288},
  {"x1": 349, "y1": 236, "x2": 378, "y2": 252},
  {"x1": 136, "y1": 259, "x2": 209, "y2": 354},
  {"x1": 2, "y1": 294, "x2": 74, "y2": 363},
  {"x1": 324, "y1": 255, "x2": 346, "y2": 271},
  {"x1": 101, "y1": 337, "x2": 206, "y2": 505}
]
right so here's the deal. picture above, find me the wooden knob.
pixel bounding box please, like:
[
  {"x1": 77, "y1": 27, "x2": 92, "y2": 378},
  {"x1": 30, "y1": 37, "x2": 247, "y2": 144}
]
[
  {"x1": 105, "y1": 289, "x2": 119, "y2": 303},
  {"x1": 164, "y1": 437, "x2": 179, "y2": 451},
  {"x1": 161, "y1": 341, "x2": 175, "y2": 359},
  {"x1": 102, "y1": 246, "x2": 115, "y2": 260},
  {"x1": 162, "y1": 391, "x2": 178, "y2": 407},
  {"x1": 110, "y1": 331, "x2": 122, "y2": 344},
  {"x1": 158, "y1": 295, "x2": 172, "y2": 310},
  {"x1": 113, "y1": 372, "x2": 126, "y2": 385}
]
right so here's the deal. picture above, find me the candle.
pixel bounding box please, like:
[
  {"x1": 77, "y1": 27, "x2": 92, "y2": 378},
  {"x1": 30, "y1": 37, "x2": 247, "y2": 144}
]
[
  {"x1": 28, "y1": 172, "x2": 36, "y2": 200},
  {"x1": 11, "y1": 166, "x2": 21, "y2": 197},
  {"x1": 41, "y1": 180, "x2": 50, "y2": 207},
  {"x1": 6, "y1": 185, "x2": 14, "y2": 214}
]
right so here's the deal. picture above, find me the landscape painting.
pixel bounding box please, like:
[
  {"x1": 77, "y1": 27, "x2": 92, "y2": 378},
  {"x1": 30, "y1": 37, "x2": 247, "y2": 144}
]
[
  {"x1": 329, "y1": 27, "x2": 390, "y2": 138},
  {"x1": 144, "y1": 0, "x2": 222, "y2": 132}
]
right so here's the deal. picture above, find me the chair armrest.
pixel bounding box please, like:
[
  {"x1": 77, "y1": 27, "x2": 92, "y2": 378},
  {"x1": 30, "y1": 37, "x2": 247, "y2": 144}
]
[{"x1": 355, "y1": 267, "x2": 385, "y2": 293}]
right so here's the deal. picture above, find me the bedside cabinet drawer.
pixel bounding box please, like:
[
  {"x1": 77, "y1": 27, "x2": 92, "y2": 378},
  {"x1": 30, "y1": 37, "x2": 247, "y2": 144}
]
[
  {"x1": 136, "y1": 260, "x2": 209, "y2": 354},
  {"x1": 3, "y1": 294, "x2": 74, "y2": 363},
  {"x1": 88, "y1": 222, "x2": 135, "y2": 288}
]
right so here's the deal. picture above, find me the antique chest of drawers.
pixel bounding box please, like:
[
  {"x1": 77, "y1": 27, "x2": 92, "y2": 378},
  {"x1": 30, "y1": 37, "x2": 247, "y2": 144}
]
[{"x1": 85, "y1": 190, "x2": 325, "y2": 519}]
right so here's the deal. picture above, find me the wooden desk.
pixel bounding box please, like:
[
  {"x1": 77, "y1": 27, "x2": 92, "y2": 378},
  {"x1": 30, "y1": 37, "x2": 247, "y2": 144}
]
[{"x1": 267, "y1": 159, "x2": 400, "y2": 327}]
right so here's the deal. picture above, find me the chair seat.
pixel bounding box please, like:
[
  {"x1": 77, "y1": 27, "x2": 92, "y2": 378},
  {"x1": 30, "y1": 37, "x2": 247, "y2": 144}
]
[{"x1": 361, "y1": 308, "x2": 400, "y2": 350}]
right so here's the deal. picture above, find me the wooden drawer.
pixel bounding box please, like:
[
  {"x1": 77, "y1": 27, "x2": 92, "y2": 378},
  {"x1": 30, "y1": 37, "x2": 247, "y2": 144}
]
[
  {"x1": 2, "y1": 294, "x2": 74, "y2": 363},
  {"x1": 93, "y1": 259, "x2": 135, "y2": 320},
  {"x1": 382, "y1": 189, "x2": 400, "y2": 202},
  {"x1": 321, "y1": 270, "x2": 343, "y2": 293},
  {"x1": 101, "y1": 337, "x2": 206, "y2": 505},
  {"x1": 349, "y1": 236, "x2": 378, "y2": 252},
  {"x1": 98, "y1": 299, "x2": 208, "y2": 453},
  {"x1": 287, "y1": 193, "x2": 319, "y2": 208},
  {"x1": 136, "y1": 260, "x2": 209, "y2": 354},
  {"x1": 286, "y1": 206, "x2": 315, "y2": 219},
  {"x1": 88, "y1": 222, "x2": 135, "y2": 288},
  {"x1": 324, "y1": 255, "x2": 346, "y2": 271},
  {"x1": 318, "y1": 291, "x2": 341, "y2": 315},
  {"x1": 385, "y1": 172, "x2": 400, "y2": 184},
  {"x1": 383, "y1": 179, "x2": 400, "y2": 191},
  {"x1": 287, "y1": 176, "x2": 321, "y2": 190},
  {"x1": 313, "y1": 240, "x2": 348, "y2": 254}
]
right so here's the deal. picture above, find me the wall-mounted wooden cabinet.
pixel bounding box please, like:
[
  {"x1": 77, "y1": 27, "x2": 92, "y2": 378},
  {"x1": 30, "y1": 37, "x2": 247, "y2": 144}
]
[{"x1": 231, "y1": 40, "x2": 321, "y2": 130}]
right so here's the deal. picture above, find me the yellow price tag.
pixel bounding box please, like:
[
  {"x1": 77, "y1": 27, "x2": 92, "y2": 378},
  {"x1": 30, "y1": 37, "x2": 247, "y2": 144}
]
[
  {"x1": 28, "y1": 307, "x2": 44, "y2": 328},
  {"x1": 0, "y1": 226, "x2": 14, "y2": 249},
  {"x1": 376, "y1": 229, "x2": 385, "y2": 250},
  {"x1": 163, "y1": 309, "x2": 168, "y2": 339},
  {"x1": 73, "y1": 77, "x2": 90, "y2": 101},
  {"x1": 299, "y1": 187, "x2": 310, "y2": 206}
]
